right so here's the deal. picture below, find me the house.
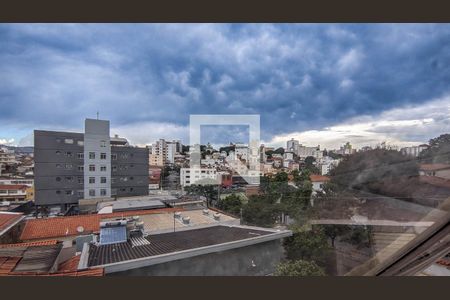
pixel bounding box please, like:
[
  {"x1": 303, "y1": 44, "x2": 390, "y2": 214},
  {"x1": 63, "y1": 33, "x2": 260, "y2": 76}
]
[
  {"x1": 310, "y1": 174, "x2": 330, "y2": 195},
  {"x1": 419, "y1": 164, "x2": 450, "y2": 179},
  {"x1": 0, "y1": 185, "x2": 28, "y2": 201},
  {"x1": 180, "y1": 167, "x2": 218, "y2": 187}
]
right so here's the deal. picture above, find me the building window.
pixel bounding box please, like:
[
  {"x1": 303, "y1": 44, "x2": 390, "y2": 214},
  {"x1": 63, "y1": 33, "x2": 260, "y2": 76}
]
[
  {"x1": 66, "y1": 151, "x2": 73, "y2": 157},
  {"x1": 89, "y1": 177, "x2": 95, "y2": 184},
  {"x1": 100, "y1": 140, "x2": 107, "y2": 147},
  {"x1": 89, "y1": 165, "x2": 95, "y2": 172},
  {"x1": 64, "y1": 139, "x2": 74, "y2": 144},
  {"x1": 78, "y1": 165, "x2": 84, "y2": 172},
  {"x1": 89, "y1": 152, "x2": 95, "y2": 159},
  {"x1": 112, "y1": 166, "x2": 117, "y2": 172},
  {"x1": 56, "y1": 150, "x2": 61, "y2": 155},
  {"x1": 56, "y1": 177, "x2": 61, "y2": 182},
  {"x1": 65, "y1": 190, "x2": 73, "y2": 195},
  {"x1": 56, "y1": 164, "x2": 62, "y2": 168},
  {"x1": 89, "y1": 189, "x2": 95, "y2": 197},
  {"x1": 100, "y1": 165, "x2": 107, "y2": 172},
  {"x1": 120, "y1": 188, "x2": 126, "y2": 192},
  {"x1": 56, "y1": 138, "x2": 61, "y2": 143},
  {"x1": 78, "y1": 177, "x2": 83, "y2": 184},
  {"x1": 65, "y1": 164, "x2": 73, "y2": 170},
  {"x1": 100, "y1": 153, "x2": 107, "y2": 160},
  {"x1": 111, "y1": 178, "x2": 116, "y2": 184},
  {"x1": 130, "y1": 176, "x2": 134, "y2": 181},
  {"x1": 100, "y1": 189, "x2": 107, "y2": 196},
  {"x1": 56, "y1": 190, "x2": 61, "y2": 194},
  {"x1": 77, "y1": 153, "x2": 84, "y2": 159},
  {"x1": 100, "y1": 177, "x2": 107, "y2": 184},
  {"x1": 129, "y1": 188, "x2": 134, "y2": 192},
  {"x1": 66, "y1": 176, "x2": 73, "y2": 182},
  {"x1": 111, "y1": 154, "x2": 117, "y2": 160},
  {"x1": 77, "y1": 190, "x2": 84, "y2": 197},
  {"x1": 77, "y1": 140, "x2": 84, "y2": 146}
]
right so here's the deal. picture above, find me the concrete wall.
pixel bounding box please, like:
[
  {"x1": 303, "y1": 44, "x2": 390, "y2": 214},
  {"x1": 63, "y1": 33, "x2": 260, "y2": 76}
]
[{"x1": 109, "y1": 239, "x2": 285, "y2": 276}]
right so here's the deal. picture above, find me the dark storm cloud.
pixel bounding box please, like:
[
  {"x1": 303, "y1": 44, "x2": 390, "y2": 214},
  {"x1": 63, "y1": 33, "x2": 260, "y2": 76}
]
[{"x1": 0, "y1": 24, "x2": 449, "y2": 145}]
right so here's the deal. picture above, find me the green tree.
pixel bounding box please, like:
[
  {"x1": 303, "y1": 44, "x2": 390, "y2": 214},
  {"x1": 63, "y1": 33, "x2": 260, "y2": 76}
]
[
  {"x1": 184, "y1": 184, "x2": 218, "y2": 206},
  {"x1": 217, "y1": 194, "x2": 243, "y2": 216},
  {"x1": 241, "y1": 196, "x2": 282, "y2": 227},
  {"x1": 320, "y1": 224, "x2": 351, "y2": 247},
  {"x1": 283, "y1": 226, "x2": 329, "y2": 263},
  {"x1": 419, "y1": 134, "x2": 450, "y2": 164},
  {"x1": 274, "y1": 260, "x2": 325, "y2": 276}
]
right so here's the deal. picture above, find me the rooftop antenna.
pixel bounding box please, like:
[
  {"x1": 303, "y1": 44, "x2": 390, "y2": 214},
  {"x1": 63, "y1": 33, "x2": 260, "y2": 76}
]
[{"x1": 96, "y1": 111, "x2": 99, "y2": 120}]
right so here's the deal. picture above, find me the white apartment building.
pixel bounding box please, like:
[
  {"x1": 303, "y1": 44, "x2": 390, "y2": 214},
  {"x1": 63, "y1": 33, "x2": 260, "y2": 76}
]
[
  {"x1": 235, "y1": 144, "x2": 249, "y2": 163},
  {"x1": 297, "y1": 145, "x2": 321, "y2": 159},
  {"x1": 401, "y1": 144, "x2": 429, "y2": 157},
  {"x1": 149, "y1": 139, "x2": 181, "y2": 166},
  {"x1": 0, "y1": 147, "x2": 16, "y2": 165},
  {"x1": 180, "y1": 167, "x2": 219, "y2": 187}
]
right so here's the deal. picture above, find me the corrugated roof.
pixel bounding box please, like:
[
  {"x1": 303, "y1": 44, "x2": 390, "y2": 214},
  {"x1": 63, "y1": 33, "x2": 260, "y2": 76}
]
[
  {"x1": 20, "y1": 208, "x2": 181, "y2": 241},
  {"x1": 87, "y1": 225, "x2": 274, "y2": 267}
]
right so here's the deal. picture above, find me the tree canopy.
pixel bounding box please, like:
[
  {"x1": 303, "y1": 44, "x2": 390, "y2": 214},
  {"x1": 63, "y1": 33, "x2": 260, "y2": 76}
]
[
  {"x1": 274, "y1": 260, "x2": 325, "y2": 276},
  {"x1": 419, "y1": 134, "x2": 450, "y2": 164}
]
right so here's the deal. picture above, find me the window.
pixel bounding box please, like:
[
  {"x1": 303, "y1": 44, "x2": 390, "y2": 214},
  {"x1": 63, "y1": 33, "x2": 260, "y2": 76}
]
[
  {"x1": 65, "y1": 190, "x2": 73, "y2": 195},
  {"x1": 100, "y1": 153, "x2": 107, "y2": 160},
  {"x1": 78, "y1": 177, "x2": 83, "y2": 184},
  {"x1": 111, "y1": 178, "x2": 116, "y2": 184},
  {"x1": 89, "y1": 189, "x2": 95, "y2": 197},
  {"x1": 78, "y1": 165, "x2": 84, "y2": 172},
  {"x1": 56, "y1": 190, "x2": 61, "y2": 194},
  {"x1": 56, "y1": 138, "x2": 61, "y2": 143},
  {"x1": 65, "y1": 164, "x2": 73, "y2": 170},
  {"x1": 130, "y1": 176, "x2": 134, "y2": 181},
  {"x1": 89, "y1": 152, "x2": 95, "y2": 159},
  {"x1": 100, "y1": 140, "x2": 107, "y2": 147},
  {"x1": 100, "y1": 177, "x2": 107, "y2": 184},
  {"x1": 56, "y1": 164, "x2": 62, "y2": 168},
  {"x1": 56, "y1": 177, "x2": 61, "y2": 182},
  {"x1": 64, "y1": 138, "x2": 73, "y2": 144},
  {"x1": 111, "y1": 154, "x2": 117, "y2": 160},
  {"x1": 56, "y1": 150, "x2": 61, "y2": 155},
  {"x1": 89, "y1": 165, "x2": 95, "y2": 172},
  {"x1": 100, "y1": 165, "x2": 107, "y2": 172},
  {"x1": 129, "y1": 188, "x2": 134, "y2": 192},
  {"x1": 66, "y1": 176, "x2": 73, "y2": 182},
  {"x1": 77, "y1": 153, "x2": 84, "y2": 159},
  {"x1": 66, "y1": 151, "x2": 73, "y2": 157},
  {"x1": 77, "y1": 190, "x2": 84, "y2": 197},
  {"x1": 89, "y1": 177, "x2": 95, "y2": 184},
  {"x1": 112, "y1": 166, "x2": 117, "y2": 172},
  {"x1": 77, "y1": 140, "x2": 84, "y2": 146},
  {"x1": 100, "y1": 189, "x2": 107, "y2": 196}
]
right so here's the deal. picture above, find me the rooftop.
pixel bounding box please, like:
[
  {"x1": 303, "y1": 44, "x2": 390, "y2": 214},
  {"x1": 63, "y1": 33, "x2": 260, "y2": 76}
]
[
  {"x1": 84, "y1": 225, "x2": 290, "y2": 269},
  {"x1": 0, "y1": 212, "x2": 24, "y2": 236},
  {"x1": 20, "y1": 208, "x2": 180, "y2": 241},
  {"x1": 310, "y1": 174, "x2": 330, "y2": 182},
  {"x1": 419, "y1": 163, "x2": 450, "y2": 171},
  {"x1": 0, "y1": 185, "x2": 28, "y2": 190}
]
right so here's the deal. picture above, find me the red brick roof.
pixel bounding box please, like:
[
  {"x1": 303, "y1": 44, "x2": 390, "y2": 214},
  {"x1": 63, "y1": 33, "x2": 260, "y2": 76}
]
[
  {"x1": 0, "y1": 240, "x2": 58, "y2": 248},
  {"x1": 0, "y1": 212, "x2": 24, "y2": 234},
  {"x1": 420, "y1": 164, "x2": 450, "y2": 171},
  {"x1": 419, "y1": 175, "x2": 450, "y2": 189},
  {"x1": 20, "y1": 207, "x2": 181, "y2": 241},
  {"x1": 0, "y1": 185, "x2": 28, "y2": 190},
  {"x1": 310, "y1": 174, "x2": 330, "y2": 182}
]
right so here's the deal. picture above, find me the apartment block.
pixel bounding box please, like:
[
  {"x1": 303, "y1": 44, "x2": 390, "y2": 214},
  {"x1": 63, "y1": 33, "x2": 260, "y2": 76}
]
[{"x1": 34, "y1": 119, "x2": 149, "y2": 210}]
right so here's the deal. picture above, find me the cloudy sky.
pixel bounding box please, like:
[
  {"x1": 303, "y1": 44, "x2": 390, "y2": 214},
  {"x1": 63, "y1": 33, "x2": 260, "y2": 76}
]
[{"x1": 0, "y1": 24, "x2": 449, "y2": 149}]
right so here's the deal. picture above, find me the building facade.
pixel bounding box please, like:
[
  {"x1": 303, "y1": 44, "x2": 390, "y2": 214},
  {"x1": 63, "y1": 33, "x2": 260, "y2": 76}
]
[{"x1": 34, "y1": 119, "x2": 149, "y2": 209}]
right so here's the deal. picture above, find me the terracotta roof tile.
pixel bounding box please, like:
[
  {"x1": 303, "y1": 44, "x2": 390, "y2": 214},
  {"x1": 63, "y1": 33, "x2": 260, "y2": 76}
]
[
  {"x1": 0, "y1": 185, "x2": 28, "y2": 190},
  {"x1": 310, "y1": 174, "x2": 330, "y2": 182},
  {"x1": 58, "y1": 255, "x2": 80, "y2": 272},
  {"x1": 0, "y1": 212, "x2": 24, "y2": 234},
  {"x1": 20, "y1": 207, "x2": 181, "y2": 241},
  {"x1": 0, "y1": 240, "x2": 58, "y2": 248}
]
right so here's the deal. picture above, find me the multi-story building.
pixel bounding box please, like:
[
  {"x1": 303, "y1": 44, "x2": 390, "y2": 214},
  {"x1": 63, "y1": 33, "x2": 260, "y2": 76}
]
[
  {"x1": 148, "y1": 139, "x2": 181, "y2": 166},
  {"x1": 401, "y1": 144, "x2": 429, "y2": 157},
  {"x1": 180, "y1": 167, "x2": 218, "y2": 187},
  {"x1": 0, "y1": 147, "x2": 16, "y2": 165},
  {"x1": 34, "y1": 118, "x2": 149, "y2": 210}
]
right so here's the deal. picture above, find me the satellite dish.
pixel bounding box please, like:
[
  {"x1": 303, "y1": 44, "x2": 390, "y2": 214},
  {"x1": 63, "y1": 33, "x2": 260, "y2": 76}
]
[{"x1": 76, "y1": 226, "x2": 85, "y2": 233}]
